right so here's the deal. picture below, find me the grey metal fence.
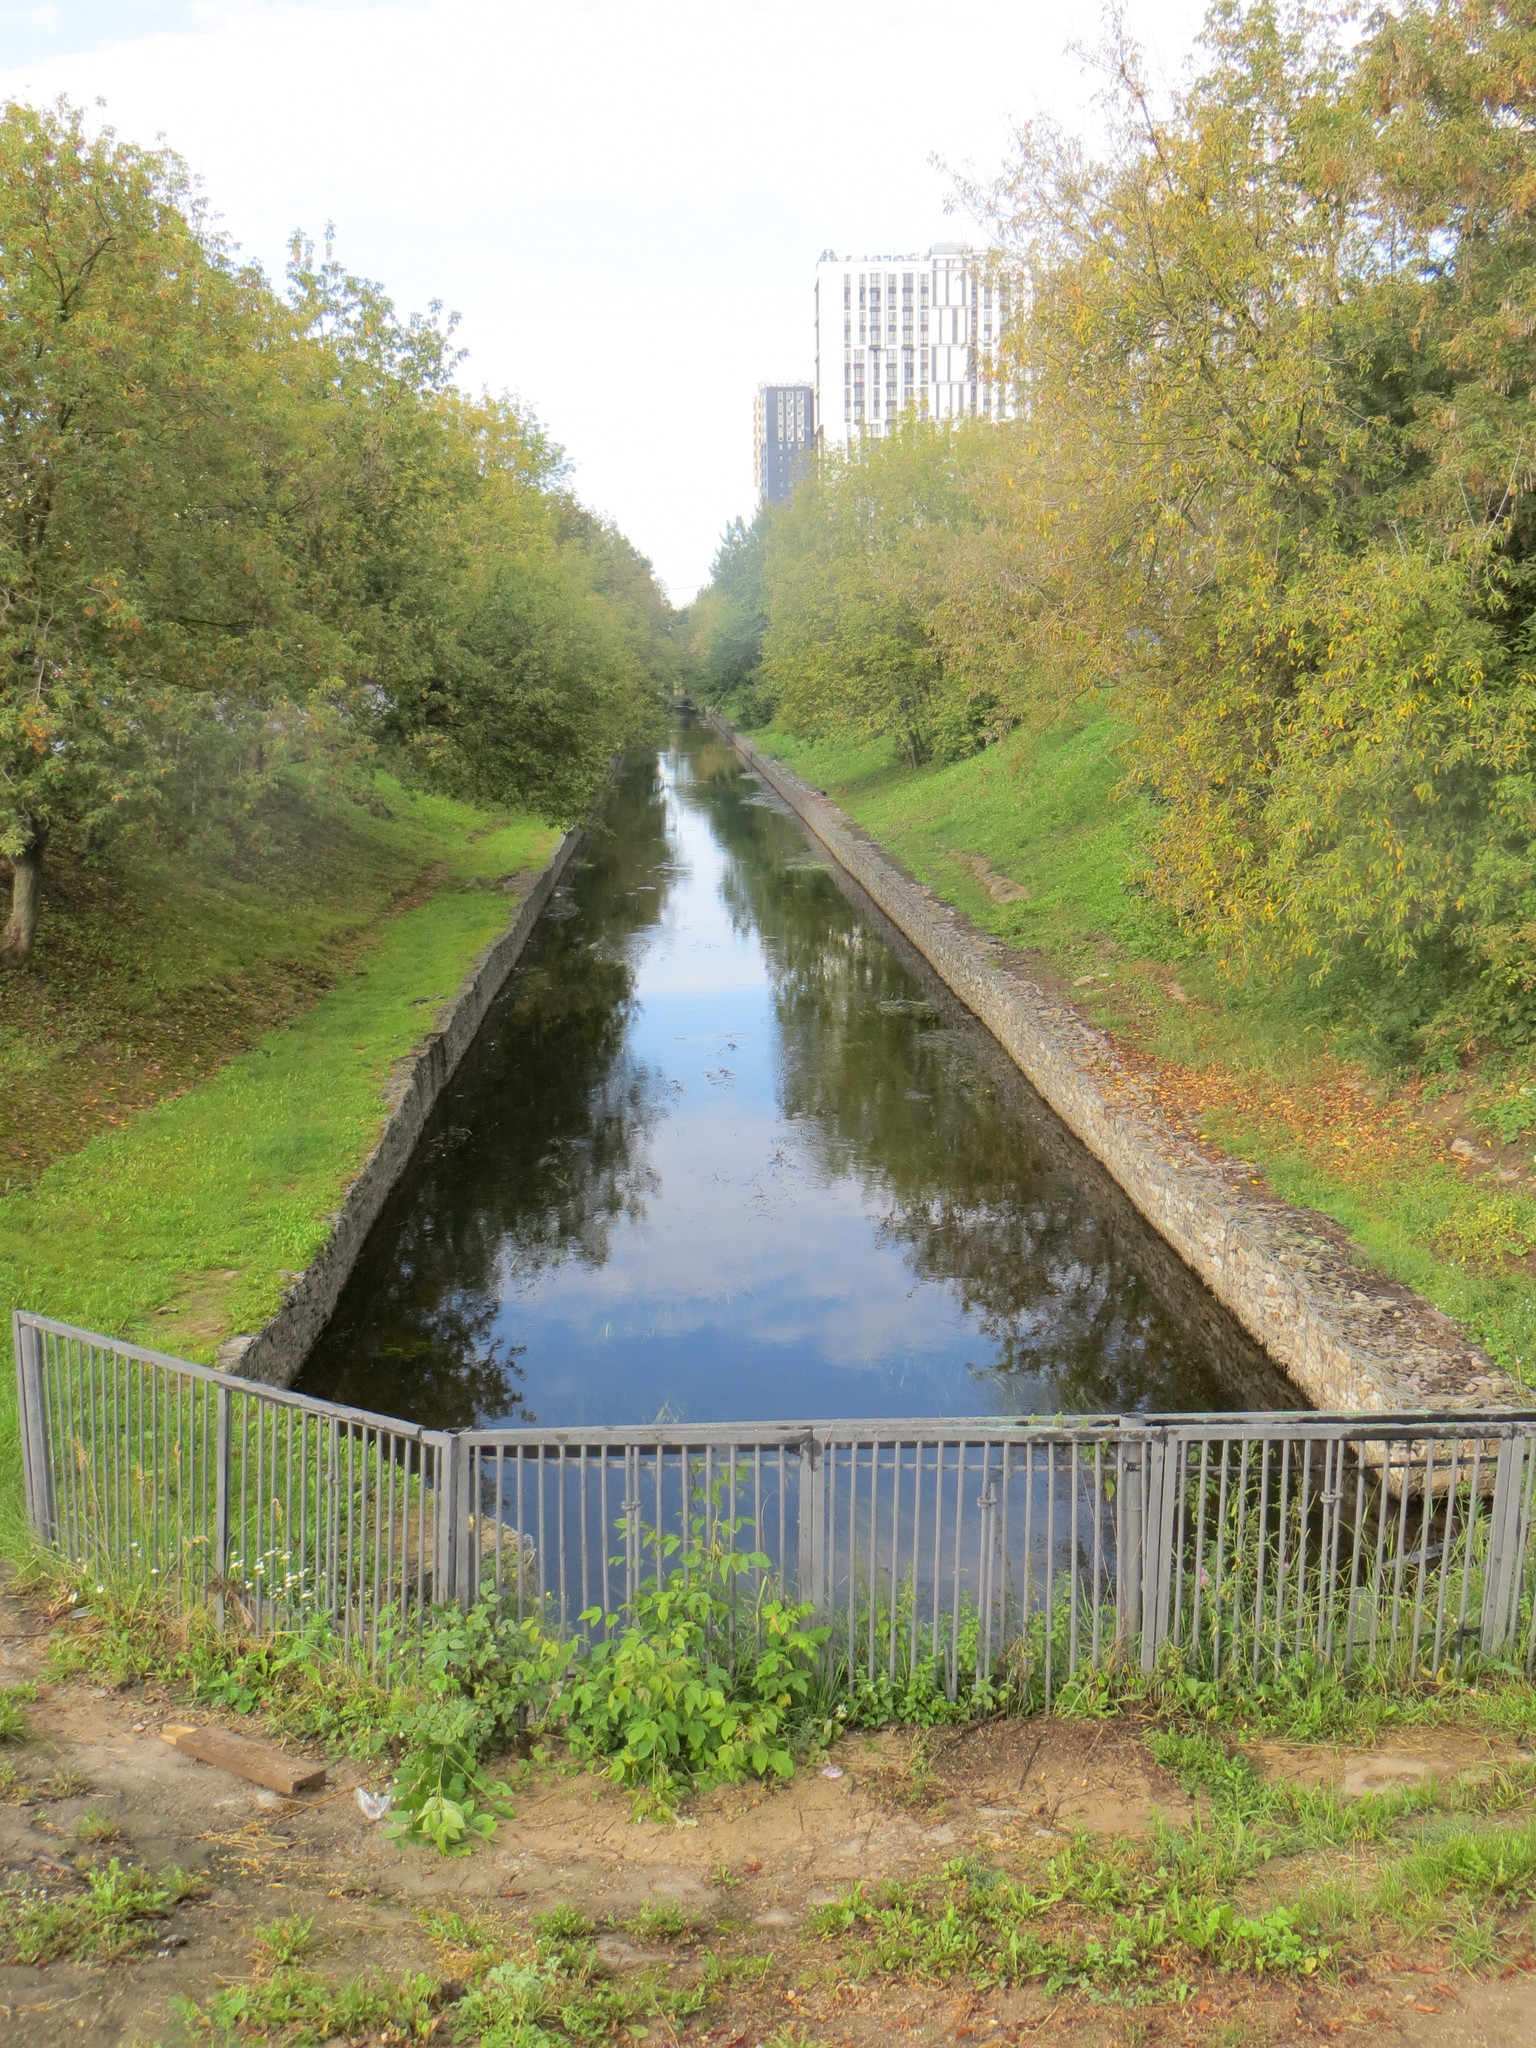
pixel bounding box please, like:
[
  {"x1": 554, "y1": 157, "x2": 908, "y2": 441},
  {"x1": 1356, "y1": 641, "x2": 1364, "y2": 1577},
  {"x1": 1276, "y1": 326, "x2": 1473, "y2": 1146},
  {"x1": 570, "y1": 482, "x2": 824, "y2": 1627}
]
[{"x1": 16, "y1": 1311, "x2": 1536, "y2": 1693}]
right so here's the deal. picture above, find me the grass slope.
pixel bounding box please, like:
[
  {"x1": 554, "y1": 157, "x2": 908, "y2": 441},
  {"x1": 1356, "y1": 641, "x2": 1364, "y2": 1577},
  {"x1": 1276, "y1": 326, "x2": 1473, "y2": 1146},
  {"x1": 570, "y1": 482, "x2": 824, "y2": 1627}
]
[
  {"x1": 751, "y1": 708, "x2": 1536, "y2": 1388},
  {"x1": 0, "y1": 776, "x2": 556, "y2": 1554}
]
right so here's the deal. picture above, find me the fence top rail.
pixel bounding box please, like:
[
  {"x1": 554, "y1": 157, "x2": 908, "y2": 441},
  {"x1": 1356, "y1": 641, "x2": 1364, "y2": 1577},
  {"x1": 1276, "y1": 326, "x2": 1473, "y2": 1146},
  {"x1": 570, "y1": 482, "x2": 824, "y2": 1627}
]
[
  {"x1": 21, "y1": 1311, "x2": 1536, "y2": 1452},
  {"x1": 14, "y1": 1311, "x2": 449, "y2": 1447},
  {"x1": 460, "y1": 1410, "x2": 1536, "y2": 1452}
]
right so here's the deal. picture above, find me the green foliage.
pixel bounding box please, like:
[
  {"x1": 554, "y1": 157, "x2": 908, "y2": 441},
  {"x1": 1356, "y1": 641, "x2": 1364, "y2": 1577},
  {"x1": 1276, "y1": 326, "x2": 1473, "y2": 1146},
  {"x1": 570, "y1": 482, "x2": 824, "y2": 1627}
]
[
  {"x1": 0, "y1": 1682, "x2": 33, "y2": 1743},
  {"x1": 386, "y1": 1703, "x2": 515, "y2": 1856},
  {"x1": 623, "y1": 1896, "x2": 694, "y2": 1941},
  {"x1": 0, "y1": 1856, "x2": 197, "y2": 1963},
  {"x1": 450, "y1": 1904, "x2": 715, "y2": 2048},
  {"x1": 183, "y1": 1967, "x2": 442, "y2": 2045},
  {"x1": 559, "y1": 1510, "x2": 826, "y2": 1812},
  {"x1": 684, "y1": 511, "x2": 775, "y2": 726},
  {"x1": 812, "y1": 1722, "x2": 1536, "y2": 1998},
  {"x1": 0, "y1": 97, "x2": 669, "y2": 970},
  {"x1": 701, "y1": 1, "x2": 1536, "y2": 1051},
  {"x1": 252, "y1": 1916, "x2": 320, "y2": 1969},
  {"x1": 757, "y1": 418, "x2": 1009, "y2": 771}
]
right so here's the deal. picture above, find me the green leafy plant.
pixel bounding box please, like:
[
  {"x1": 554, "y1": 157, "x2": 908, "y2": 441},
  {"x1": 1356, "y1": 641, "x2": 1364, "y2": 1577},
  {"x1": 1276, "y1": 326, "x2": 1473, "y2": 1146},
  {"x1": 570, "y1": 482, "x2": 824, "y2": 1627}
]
[
  {"x1": 386, "y1": 1706, "x2": 515, "y2": 1857},
  {"x1": 561, "y1": 1501, "x2": 826, "y2": 1812}
]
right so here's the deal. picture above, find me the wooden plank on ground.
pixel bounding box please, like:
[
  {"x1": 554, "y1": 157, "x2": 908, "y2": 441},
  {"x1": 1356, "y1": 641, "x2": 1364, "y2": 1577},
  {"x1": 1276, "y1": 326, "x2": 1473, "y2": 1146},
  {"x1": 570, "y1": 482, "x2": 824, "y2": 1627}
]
[{"x1": 160, "y1": 1723, "x2": 326, "y2": 1797}]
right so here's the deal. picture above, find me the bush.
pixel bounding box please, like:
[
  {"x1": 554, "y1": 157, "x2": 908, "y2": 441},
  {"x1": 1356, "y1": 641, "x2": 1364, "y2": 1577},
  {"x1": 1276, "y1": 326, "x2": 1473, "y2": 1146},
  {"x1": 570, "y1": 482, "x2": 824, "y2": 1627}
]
[{"x1": 560, "y1": 1515, "x2": 826, "y2": 1813}]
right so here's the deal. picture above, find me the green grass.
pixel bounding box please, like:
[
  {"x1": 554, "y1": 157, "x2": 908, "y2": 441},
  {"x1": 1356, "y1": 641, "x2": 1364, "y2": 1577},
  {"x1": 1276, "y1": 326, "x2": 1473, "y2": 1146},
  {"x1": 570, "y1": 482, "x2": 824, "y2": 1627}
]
[
  {"x1": 749, "y1": 709, "x2": 1536, "y2": 1386},
  {"x1": 806, "y1": 1729, "x2": 1536, "y2": 1999},
  {"x1": 0, "y1": 770, "x2": 557, "y2": 1554},
  {"x1": 179, "y1": 1899, "x2": 726, "y2": 2046},
  {"x1": 753, "y1": 707, "x2": 1175, "y2": 970},
  {"x1": 0, "y1": 1855, "x2": 199, "y2": 1964}
]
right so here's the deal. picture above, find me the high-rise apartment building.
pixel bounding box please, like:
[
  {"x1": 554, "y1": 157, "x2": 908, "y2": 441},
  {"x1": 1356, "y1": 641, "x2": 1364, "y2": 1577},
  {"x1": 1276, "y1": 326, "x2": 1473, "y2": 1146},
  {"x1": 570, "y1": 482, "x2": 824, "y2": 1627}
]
[
  {"x1": 754, "y1": 383, "x2": 816, "y2": 504},
  {"x1": 813, "y1": 245, "x2": 1012, "y2": 452}
]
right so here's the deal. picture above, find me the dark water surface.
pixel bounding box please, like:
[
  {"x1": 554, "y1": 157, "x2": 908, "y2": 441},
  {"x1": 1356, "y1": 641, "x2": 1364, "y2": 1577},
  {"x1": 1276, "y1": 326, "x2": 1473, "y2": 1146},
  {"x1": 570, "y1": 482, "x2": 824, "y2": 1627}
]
[{"x1": 299, "y1": 721, "x2": 1292, "y2": 1428}]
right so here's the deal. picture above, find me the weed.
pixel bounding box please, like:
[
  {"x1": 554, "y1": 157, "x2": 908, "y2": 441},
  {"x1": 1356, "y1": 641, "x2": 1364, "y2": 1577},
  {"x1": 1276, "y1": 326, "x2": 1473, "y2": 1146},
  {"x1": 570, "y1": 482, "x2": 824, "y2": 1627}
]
[
  {"x1": 562, "y1": 1503, "x2": 826, "y2": 1813},
  {"x1": 624, "y1": 1895, "x2": 694, "y2": 1941},
  {"x1": 450, "y1": 1901, "x2": 717, "y2": 2045},
  {"x1": 0, "y1": 1856, "x2": 197, "y2": 1963},
  {"x1": 254, "y1": 1915, "x2": 320, "y2": 1968},
  {"x1": 180, "y1": 1967, "x2": 442, "y2": 2043},
  {"x1": 0, "y1": 1761, "x2": 90, "y2": 1804},
  {"x1": 421, "y1": 1906, "x2": 508, "y2": 1974},
  {"x1": 386, "y1": 1706, "x2": 514, "y2": 1857},
  {"x1": 73, "y1": 1803, "x2": 124, "y2": 1845},
  {"x1": 0, "y1": 1682, "x2": 35, "y2": 1743},
  {"x1": 810, "y1": 1725, "x2": 1536, "y2": 2001},
  {"x1": 1378, "y1": 1820, "x2": 1536, "y2": 1913}
]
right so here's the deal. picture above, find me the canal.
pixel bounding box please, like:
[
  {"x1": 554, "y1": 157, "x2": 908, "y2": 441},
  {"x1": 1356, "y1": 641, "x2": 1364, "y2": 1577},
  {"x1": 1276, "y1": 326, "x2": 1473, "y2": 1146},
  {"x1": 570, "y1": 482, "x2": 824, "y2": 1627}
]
[{"x1": 298, "y1": 718, "x2": 1293, "y2": 1428}]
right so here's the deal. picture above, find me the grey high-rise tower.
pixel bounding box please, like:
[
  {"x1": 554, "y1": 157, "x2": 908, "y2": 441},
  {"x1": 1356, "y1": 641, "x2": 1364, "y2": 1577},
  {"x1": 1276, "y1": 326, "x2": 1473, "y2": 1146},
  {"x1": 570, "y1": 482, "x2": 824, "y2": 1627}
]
[{"x1": 754, "y1": 383, "x2": 815, "y2": 504}]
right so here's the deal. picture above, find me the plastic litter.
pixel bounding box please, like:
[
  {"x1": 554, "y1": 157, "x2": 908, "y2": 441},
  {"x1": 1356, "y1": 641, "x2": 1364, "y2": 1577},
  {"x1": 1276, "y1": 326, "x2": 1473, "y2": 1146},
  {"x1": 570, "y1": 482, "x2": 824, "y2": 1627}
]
[
  {"x1": 820, "y1": 1765, "x2": 845, "y2": 1780},
  {"x1": 355, "y1": 1786, "x2": 391, "y2": 1821}
]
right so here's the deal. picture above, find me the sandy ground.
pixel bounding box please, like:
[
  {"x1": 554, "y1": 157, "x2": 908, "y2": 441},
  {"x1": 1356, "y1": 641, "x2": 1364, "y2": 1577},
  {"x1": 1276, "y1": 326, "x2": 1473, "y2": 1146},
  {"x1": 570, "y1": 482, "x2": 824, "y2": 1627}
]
[{"x1": 1, "y1": 1589, "x2": 1534, "y2": 2048}]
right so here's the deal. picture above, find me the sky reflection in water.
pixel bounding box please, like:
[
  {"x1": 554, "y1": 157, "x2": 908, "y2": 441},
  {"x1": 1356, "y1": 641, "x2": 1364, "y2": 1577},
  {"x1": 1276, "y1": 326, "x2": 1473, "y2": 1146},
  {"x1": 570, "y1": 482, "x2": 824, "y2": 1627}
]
[{"x1": 299, "y1": 723, "x2": 1288, "y2": 1427}]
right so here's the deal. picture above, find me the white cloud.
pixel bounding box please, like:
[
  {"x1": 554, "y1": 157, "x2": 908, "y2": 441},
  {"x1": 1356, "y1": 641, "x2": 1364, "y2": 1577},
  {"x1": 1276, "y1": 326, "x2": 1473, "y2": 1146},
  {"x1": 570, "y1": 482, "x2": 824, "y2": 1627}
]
[{"x1": 1, "y1": 0, "x2": 1207, "y2": 599}]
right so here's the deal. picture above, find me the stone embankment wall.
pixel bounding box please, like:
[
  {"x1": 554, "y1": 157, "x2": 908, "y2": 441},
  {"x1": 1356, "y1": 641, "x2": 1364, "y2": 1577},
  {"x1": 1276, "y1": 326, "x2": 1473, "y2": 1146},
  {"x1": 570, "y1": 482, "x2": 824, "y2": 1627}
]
[
  {"x1": 710, "y1": 713, "x2": 1523, "y2": 1415},
  {"x1": 227, "y1": 825, "x2": 587, "y2": 1388}
]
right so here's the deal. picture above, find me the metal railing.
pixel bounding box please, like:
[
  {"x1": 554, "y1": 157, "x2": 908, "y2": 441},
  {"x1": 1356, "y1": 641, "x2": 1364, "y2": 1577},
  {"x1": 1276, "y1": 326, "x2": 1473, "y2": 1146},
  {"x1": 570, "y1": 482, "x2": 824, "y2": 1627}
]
[{"x1": 16, "y1": 1311, "x2": 1536, "y2": 1692}]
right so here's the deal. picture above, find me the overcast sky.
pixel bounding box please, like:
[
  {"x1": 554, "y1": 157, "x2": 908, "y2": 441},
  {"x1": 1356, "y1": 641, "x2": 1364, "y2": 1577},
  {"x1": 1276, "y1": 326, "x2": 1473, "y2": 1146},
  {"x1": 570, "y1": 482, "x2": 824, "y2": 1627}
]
[{"x1": 0, "y1": 0, "x2": 1208, "y2": 601}]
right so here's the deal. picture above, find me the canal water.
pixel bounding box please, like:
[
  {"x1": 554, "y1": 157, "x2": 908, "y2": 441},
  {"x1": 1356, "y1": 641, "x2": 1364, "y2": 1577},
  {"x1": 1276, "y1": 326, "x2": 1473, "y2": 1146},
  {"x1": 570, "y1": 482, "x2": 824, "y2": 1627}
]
[{"x1": 299, "y1": 719, "x2": 1292, "y2": 1429}]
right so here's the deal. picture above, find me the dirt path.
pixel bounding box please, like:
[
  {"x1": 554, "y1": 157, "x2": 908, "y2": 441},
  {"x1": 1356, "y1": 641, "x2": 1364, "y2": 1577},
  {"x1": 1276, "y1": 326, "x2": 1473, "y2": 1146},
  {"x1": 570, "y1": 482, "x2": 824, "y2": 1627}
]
[{"x1": 1, "y1": 1591, "x2": 1533, "y2": 2047}]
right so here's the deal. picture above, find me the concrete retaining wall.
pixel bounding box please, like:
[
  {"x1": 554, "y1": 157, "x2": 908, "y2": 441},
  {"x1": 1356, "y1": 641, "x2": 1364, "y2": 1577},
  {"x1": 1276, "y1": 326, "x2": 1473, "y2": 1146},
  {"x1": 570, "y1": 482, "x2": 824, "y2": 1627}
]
[
  {"x1": 710, "y1": 713, "x2": 1522, "y2": 1415},
  {"x1": 227, "y1": 824, "x2": 588, "y2": 1388}
]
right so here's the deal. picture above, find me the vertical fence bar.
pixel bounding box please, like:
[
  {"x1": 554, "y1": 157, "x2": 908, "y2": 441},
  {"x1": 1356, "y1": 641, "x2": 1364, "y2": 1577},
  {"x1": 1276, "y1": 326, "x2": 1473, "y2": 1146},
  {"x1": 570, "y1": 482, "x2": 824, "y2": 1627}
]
[
  {"x1": 1117, "y1": 1435, "x2": 1143, "y2": 1659},
  {"x1": 13, "y1": 1316, "x2": 56, "y2": 1544},
  {"x1": 1483, "y1": 1435, "x2": 1530, "y2": 1658},
  {"x1": 213, "y1": 1385, "x2": 231, "y2": 1629}
]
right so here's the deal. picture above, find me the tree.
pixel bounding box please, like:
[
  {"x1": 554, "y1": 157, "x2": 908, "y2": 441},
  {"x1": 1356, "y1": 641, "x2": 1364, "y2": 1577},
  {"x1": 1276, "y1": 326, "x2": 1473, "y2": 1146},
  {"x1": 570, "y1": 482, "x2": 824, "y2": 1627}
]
[
  {"x1": 0, "y1": 101, "x2": 326, "y2": 962},
  {"x1": 684, "y1": 511, "x2": 772, "y2": 723},
  {"x1": 0, "y1": 106, "x2": 673, "y2": 963},
  {"x1": 760, "y1": 418, "x2": 1006, "y2": 768}
]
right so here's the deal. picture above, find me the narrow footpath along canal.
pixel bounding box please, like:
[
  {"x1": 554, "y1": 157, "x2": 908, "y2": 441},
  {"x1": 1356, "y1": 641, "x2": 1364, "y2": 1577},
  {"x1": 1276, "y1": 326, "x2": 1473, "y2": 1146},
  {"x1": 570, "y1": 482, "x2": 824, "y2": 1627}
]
[{"x1": 300, "y1": 717, "x2": 1294, "y2": 1428}]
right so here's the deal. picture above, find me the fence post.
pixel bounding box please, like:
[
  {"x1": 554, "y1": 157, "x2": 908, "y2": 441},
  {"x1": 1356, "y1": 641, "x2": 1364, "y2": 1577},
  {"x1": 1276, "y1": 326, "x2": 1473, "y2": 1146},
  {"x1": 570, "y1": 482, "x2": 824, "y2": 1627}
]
[
  {"x1": 1116, "y1": 1434, "x2": 1145, "y2": 1658},
  {"x1": 213, "y1": 1385, "x2": 231, "y2": 1629},
  {"x1": 797, "y1": 1435, "x2": 825, "y2": 1616},
  {"x1": 432, "y1": 1432, "x2": 458, "y2": 1608},
  {"x1": 454, "y1": 1437, "x2": 475, "y2": 1612},
  {"x1": 13, "y1": 1315, "x2": 56, "y2": 1547},
  {"x1": 1139, "y1": 1437, "x2": 1176, "y2": 1674},
  {"x1": 1481, "y1": 1435, "x2": 1531, "y2": 1659},
  {"x1": 623, "y1": 1446, "x2": 642, "y2": 1609},
  {"x1": 977, "y1": 1475, "x2": 999, "y2": 1683}
]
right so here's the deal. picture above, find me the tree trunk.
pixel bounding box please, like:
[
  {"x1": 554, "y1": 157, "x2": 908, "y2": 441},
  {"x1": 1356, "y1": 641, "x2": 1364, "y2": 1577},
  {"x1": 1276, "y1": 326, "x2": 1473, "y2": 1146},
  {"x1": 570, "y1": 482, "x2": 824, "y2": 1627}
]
[{"x1": 0, "y1": 823, "x2": 46, "y2": 968}]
